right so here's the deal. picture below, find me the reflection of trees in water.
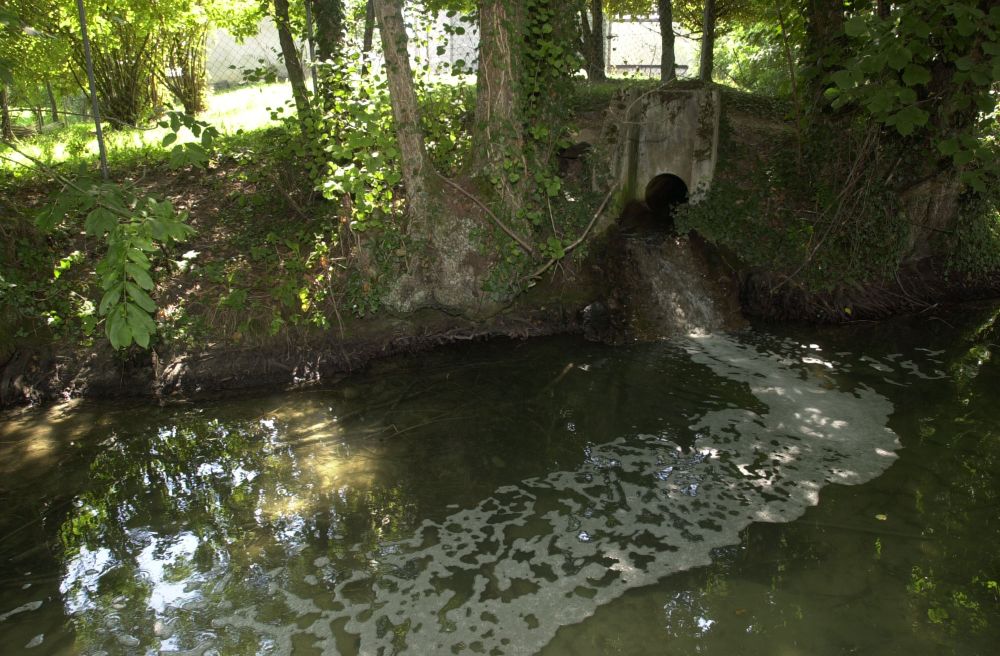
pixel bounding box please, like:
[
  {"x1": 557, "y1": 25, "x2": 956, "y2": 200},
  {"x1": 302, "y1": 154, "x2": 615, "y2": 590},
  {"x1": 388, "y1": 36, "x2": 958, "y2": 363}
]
[
  {"x1": 51, "y1": 337, "x2": 745, "y2": 653},
  {"x1": 56, "y1": 409, "x2": 423, "y2": 653},
  {"x1": 902, "y1": 312, "x2": 1000, "y2": 643},
  {"x1": 18, "y1": 325, "x2": 982, "y2": 653}
]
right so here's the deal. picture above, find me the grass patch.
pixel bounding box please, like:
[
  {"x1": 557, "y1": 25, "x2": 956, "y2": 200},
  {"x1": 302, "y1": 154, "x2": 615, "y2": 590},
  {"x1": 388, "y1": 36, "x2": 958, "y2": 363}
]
[{"x1": 0, "y1": 82, "x2": 291, "y2": 177}]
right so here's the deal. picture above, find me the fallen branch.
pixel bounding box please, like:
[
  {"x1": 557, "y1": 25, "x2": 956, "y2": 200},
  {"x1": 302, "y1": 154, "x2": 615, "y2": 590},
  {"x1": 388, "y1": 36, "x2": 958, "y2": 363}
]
[
  {"x1": 526, "y1": 185, "x2": 617, "y2": 282},
  {"x1": 436, "y1": 173, "x2": 536, "y2": 257}
]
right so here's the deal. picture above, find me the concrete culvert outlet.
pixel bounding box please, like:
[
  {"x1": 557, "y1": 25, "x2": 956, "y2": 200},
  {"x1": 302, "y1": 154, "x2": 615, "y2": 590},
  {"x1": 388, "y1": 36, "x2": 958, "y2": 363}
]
[{"x1": 644, "y1": 174, "x2": 689, "y2": 222}]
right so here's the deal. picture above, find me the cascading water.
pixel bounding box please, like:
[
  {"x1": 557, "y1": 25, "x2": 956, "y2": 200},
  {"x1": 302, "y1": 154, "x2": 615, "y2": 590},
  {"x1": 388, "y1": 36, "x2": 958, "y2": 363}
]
[
  {"x1": 622, "y1": 235, "x2": 738, "y2": 336},
  {"x1": 608, "y1": 193, "x2": 742, "y2": 340}
]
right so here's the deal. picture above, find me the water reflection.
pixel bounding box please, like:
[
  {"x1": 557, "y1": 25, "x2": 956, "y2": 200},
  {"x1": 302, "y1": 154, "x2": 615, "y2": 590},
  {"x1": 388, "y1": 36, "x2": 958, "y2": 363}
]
[{"x1": 2, "y1": 313, "x2": 998, "y2": 654}]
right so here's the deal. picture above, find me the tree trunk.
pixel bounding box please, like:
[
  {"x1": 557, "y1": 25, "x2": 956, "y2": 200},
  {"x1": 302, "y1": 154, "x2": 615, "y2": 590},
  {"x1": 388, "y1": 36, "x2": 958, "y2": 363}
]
[
  {"x1": 45, "y1": 81, "x2": 59, "y2": 122},
  {"x1": 473, "y1": 0, "x2": 524, "y2": 178},
  {"x1": 805, "y1": 0, "x2": 845, "y2": 104},
  {"x1": 309, "y1": 0, "x2": 345, "y2": 64},
  {"x1": 658, "y1": 0, "x2": 676, "y2": 81},
  {"x1": 580, "y1": 0, "x2": 606, "y2": 81},
  {"x1": 806, "y1": 0, "x2": 845, "y2": 67},
  {"x1": 0, "y1": 86, "x2": 12, "y2": 142},
  {"x1": 373, "y1": 0, "x2": 434, "y2": 230},
  {"x1": 362, "y1": 0, "x2": 376, "y2": 75},
  {"x1": 700, "y1": 0, "x2": 716, "y2": 82},
  {"x1": 273, "y1": 0, "x2": 311, "y2": 119}
]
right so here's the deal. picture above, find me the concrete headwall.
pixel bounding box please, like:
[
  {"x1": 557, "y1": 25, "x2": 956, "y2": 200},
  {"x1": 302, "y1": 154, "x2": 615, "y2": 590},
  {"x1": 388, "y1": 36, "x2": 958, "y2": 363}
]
[{"x1": 610, "y1": 87, "x2": 721, "y2": 205}]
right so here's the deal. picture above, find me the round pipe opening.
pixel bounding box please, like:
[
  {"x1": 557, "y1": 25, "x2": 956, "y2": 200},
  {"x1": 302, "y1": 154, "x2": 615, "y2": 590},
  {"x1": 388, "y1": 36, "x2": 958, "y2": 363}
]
[{"x1": 644, "y1": 173, "x2": 689, "y2": 221}]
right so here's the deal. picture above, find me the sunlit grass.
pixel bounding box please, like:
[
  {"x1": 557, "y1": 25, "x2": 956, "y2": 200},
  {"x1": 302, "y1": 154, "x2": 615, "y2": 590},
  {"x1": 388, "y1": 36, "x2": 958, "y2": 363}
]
[
  {"x1": 0, "y1": 82, "x2": 293, "y2": 177},
  {"x1": 202, "y1": 82, "x2": 292, "y2": 133}
]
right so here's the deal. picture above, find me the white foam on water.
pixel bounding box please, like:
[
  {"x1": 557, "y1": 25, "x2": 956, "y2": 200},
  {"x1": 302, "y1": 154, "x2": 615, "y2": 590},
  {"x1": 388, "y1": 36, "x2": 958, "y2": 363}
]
[{"x1": 201, "y1": 334, "x2": 901, "y2": 655}]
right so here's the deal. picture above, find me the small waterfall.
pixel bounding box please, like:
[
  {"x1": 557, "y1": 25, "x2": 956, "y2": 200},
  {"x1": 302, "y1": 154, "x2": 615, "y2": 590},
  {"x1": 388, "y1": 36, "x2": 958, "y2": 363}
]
[{"x1": 608, "y1": 232, "x2": 743, "y2": 340}]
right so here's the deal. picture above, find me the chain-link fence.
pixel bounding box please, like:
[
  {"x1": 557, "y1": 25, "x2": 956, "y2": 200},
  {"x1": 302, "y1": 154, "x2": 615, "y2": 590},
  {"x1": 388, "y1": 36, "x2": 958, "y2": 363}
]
[
  {"x1": 607, "y1": 16, "x2": 700, "y2": 79},
  {"x1": 2, "y1": 6, "x2": 701, "y2": 143},
  {"x1": 206, "y1": 17, "x2": 294, "y2": 90}
]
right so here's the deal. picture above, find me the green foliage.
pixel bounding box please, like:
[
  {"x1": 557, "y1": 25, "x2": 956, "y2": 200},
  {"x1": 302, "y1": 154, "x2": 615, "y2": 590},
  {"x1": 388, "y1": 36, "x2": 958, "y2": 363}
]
[
  {"x1": 823, "y1": 1, "x2": 999, "y2": 191},
  {"x1": 312, "y1": 56, "x2": 400, "y2": 231},
  {"x1": 951, "y1": 193, "x2": 1000, "y2": 275},
  {"x1": 159, "y1": 110, "x2": 220, "y2": 168},
  {"x1": 420, "y1": 80, "x2": 473, "y2": 175},
  {"x1": 716, "y1": 21, "x2": 799, "y2": 97},
  {"x1": 19, "y1": 111, "x2": 212, "y2": 350},
  {"x1": 37, "y1": 176, "x2": 194, "y2": 349},
  {"x1": 677, "y1": 114, "x2": 912, "y2": 291}
]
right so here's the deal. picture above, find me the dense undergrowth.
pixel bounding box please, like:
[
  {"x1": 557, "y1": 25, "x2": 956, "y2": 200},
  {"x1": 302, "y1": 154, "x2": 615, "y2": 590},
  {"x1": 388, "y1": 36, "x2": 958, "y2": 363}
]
[
  {"x1": 4, "y1": 72, "x2": 999, "y2": 361},
  {"x1": 0, "y1": 76, "x2": 618, "y2": 358},
  {"x1": 677, "y1": 86, "x2": 1000, "y2": 300}
]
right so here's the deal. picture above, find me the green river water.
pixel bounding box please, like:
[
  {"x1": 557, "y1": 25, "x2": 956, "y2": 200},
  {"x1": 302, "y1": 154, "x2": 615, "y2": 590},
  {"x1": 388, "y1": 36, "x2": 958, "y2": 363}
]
[{"x1": 1, "y1": 306, "x2": 998, "y2": 655}]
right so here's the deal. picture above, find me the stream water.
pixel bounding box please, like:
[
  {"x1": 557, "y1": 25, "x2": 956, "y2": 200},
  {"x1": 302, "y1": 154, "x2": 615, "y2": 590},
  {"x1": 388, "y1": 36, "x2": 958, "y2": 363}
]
[{"x1": 1, "y1": 305, "x2": 998, "y2": 655}]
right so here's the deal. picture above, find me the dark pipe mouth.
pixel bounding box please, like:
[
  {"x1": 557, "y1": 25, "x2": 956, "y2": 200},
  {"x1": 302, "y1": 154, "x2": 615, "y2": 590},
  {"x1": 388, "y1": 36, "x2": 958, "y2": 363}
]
[{"x1": 644, "y1": 174, "x2": 689, "y2": 220}]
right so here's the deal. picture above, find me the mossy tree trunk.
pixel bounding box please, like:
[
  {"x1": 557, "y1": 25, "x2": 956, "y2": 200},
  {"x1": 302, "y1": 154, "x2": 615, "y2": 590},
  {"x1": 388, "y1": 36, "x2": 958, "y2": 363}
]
[
  {"x1": 45, "y1": 81, "x2": 59, "y2": 122},
  {"x1": 579, "y1": 0, "x2": 606, "y2": 81},
  {"x1": 373, "y1": 0, "x2": 434, "y2": 233},
  {"x1": 700, "y1": 0, "x2": 716, "y2": 82},
  {"x1": 0, "y1": 85, "x2": 12, "y2": 141},
  {"x1": 273, "y1": 0, "x2": 311, "y2": 119},
  {"x1": 362, "y1": 0, "x2": 376, "y2": 74},
  {"x1": 472, "y1": 0, "x2": 526, "y2": 213},
  {"x1": 658, "y1": 0, "x2": 676, "y2": 81},
  {"x1": 309, "y1": 0, "x2": 346, "y2": 63},
  {"x1": 805, "y1": 0, "x2": 845, "y2": 78}
]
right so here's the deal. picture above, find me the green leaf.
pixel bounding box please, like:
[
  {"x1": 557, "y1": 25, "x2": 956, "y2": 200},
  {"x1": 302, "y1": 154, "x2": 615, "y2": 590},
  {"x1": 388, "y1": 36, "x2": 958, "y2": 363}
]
[
  {"x1": 84, "y1": 208, "x2": 117, "y2": 236},
  {"x1": 902, "y1": 64, "x2": 932, "y2": 87},
  {"x1": 162, "y1": 133, "x2": 178, "y2": 147},
  {"x1": 844, "y1": 16, "x2": 868, "y2": 38},
  {"x1": 953, "y1": 149, "x2": 974, "y2": 166},
  {"x1": 131, "y1": 322, "x2": 150, "y2": 349},
  {"x1": 896, "y1": 86, "x2": 918, "y2": 105},
  {"x1": 890, "y1": 105, "x2": 930, "y2": 136},
  {"x1": 126, "y1": 248, "x2": 150, "y2": 267},
  {"x1": 98, "y1": 284, "x2": 123, "y2": 316},
  {"x1": 961, "y1": 170, "x2": 988, "y2": 193},
  {"x1": 831, "y1": 69, "x2": 856, "y2": 90},
  {"x1": 937, "y1": 138, "x2": 960, "y2": 156},
  {"x1": 865, "y1": 89, "x2": 895, "y2": 115},
  {"x1": 125, "y1": 262, "x2": 154, "y2": 290},
  {"x1": 955, "y1": 17, "x2": 976, "y2": 37},
  {"x1": 169, "y1": 146, "x2": 186, "y2": 169},
  {"x1": 106, "y1": 308, "x2": 132, "y2": 350},
  {"x1": 887, "y1": 47, "x2": 912, "y2": 71},
  {"x1": 125, "y1": 303, "x2": 154, "y2": 348},
  {"x1": 126, "y1": 282, "x2": 157, "y2": 313}
]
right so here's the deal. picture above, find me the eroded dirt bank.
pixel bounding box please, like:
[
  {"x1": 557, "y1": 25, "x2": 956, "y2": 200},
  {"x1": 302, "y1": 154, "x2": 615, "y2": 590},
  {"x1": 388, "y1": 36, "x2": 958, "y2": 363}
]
[{"x1": 4, "y1": 230, "x2": 999, "y2": 410}]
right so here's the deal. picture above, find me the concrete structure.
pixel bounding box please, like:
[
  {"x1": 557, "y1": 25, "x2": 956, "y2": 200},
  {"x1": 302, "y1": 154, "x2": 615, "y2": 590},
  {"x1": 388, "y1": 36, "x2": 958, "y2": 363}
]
[{"x1": 611, "y1": 87, "x2": 721, "y2": 206}]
